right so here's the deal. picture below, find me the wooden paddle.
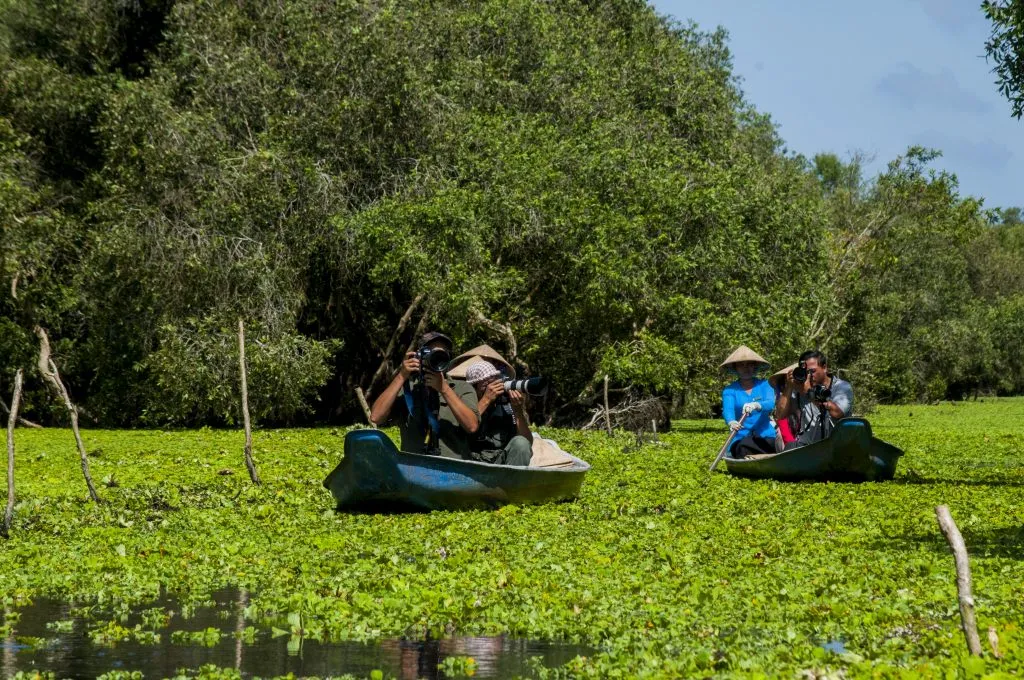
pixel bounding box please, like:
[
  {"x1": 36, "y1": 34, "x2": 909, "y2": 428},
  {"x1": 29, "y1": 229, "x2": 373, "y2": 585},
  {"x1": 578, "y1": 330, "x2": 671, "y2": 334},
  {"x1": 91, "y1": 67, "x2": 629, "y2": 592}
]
[{"x1": 709, "y1": 412, "x2": 748, "y2": 472}]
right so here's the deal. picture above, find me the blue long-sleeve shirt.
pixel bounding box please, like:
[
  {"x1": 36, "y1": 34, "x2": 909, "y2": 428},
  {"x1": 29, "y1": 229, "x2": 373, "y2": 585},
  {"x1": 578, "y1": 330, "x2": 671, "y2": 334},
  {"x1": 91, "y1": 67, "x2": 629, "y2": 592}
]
[{"x1": 722, "y1": 379, "x2": 777, "y2": 440}]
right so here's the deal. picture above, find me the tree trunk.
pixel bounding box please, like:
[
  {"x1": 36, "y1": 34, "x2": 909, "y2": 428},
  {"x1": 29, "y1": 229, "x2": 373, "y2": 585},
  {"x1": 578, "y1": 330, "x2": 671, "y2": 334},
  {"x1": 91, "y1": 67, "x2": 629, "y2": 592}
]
[
  {"x1": 935, "y1": 505, "x2": 982, "y2": 656},
  {"x1": 3, "y1": 369, "x2": 23, "y2": 538},
  {"x1": 238, "y1": 319, "x2": 260, "y2": 485},
  {"x1": 34, "y1": 327, "x2": 100, "y2": 503}
]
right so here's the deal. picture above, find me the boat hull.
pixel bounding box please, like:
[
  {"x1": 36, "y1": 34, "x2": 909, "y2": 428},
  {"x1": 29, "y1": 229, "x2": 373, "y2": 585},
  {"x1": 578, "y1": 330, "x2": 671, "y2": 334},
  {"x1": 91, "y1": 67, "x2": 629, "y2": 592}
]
[
  {"x1": 323, "y1": 429, "x2": 591, "y2": 511},
  {"x1": 723, "y1": 417, "x2": 903, "y2": 482}
]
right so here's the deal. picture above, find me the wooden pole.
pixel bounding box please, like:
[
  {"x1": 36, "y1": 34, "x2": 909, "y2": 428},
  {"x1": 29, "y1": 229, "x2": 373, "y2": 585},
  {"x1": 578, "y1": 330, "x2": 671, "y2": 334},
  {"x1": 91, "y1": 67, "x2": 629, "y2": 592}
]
[
  {"x1": 709, "y1": 412, "x2": 748, "y2": 472},
  {"x1": 238, "y1": 320, "x2": 260, "y2": 485},
  {"x1": 3, "y1": 369, "x2": 23, "y2": 538},
  {"x1": 34, "y1": 327, "x2": 100, "y2": 503},
  {"x1": 354, "y1": 387, "x2": 376, "y2": 428},
  {"x1": 935, "y1": 505, "x2": 982, "y2": 656},
  {"x1": 603, "y1": 375, "x2": 612, "y2": 436}
]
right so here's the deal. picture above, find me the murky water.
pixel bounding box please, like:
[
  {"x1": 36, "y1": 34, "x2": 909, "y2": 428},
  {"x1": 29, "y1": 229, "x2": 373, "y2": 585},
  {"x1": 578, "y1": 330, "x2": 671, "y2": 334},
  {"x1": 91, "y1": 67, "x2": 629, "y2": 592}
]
[{"x1": 1, "y1": 589, "x2": 591, "y2": 679}]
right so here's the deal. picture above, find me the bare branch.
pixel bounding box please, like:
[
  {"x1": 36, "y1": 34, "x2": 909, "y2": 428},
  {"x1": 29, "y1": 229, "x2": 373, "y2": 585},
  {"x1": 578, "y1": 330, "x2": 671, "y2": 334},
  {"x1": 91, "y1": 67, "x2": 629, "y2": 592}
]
[
  {"x1": 34, "y1": 327, "x2": 101, "y2": 503},
  {"x1": 368, "y1": 293, "x2": 425, "y2": 391}
]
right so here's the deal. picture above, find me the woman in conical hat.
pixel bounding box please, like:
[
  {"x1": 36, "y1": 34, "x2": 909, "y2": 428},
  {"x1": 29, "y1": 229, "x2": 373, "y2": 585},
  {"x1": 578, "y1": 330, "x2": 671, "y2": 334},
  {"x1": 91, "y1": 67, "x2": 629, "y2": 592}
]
[{"x1": 720, "y1": 345, "x2": 777, "y2": 458}]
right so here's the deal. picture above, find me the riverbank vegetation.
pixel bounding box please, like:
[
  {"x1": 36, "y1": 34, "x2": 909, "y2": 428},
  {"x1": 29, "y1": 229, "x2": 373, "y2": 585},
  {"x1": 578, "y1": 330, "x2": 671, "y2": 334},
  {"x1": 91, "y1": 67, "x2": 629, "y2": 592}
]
[
  {"x1": 2, "y1": 0, "x2": 1024, "y2": 427},
  {"x1": 1, "y1": 400, "x2": 1022, "y2": 677}
]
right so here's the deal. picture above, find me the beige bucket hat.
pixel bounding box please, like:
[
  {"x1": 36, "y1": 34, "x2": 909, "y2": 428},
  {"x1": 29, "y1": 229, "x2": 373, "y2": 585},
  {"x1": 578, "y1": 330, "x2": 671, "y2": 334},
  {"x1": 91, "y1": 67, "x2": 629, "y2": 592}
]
[
  {"x1": 446, "y1": 344, "x2": 516, "y2": 379},
  {"x1": 768, "y1": 362, "x2": 798, "y2": 389},
  {"x1": 720, "y1": 345, "x2": 770, "y2": 372}
]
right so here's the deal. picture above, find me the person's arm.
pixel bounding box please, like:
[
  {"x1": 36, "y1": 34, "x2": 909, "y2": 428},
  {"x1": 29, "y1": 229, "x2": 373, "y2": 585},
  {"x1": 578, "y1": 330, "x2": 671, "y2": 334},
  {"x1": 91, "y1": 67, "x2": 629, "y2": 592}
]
[
  {"x1": 774, "y1": 372, "x2": 795, "y2": 421},
  {"x1": 476, "y1": 380, "x2": 504, "y2": 422},
  {"x1": 760, "y1": 381, "x2": 776, "y2": 414},
  {"x1": 824, "y1": 379, "x2": 852, "y2": 419},
  {"x1": 722, "y1": 387, "x2": 738, "y2": 429},
  {"x1": 369, "y1": 352, "x2": 418, "y2": 425},
  {"x1": 508, "y1": 390, "x2": 533, "y2": 443}
]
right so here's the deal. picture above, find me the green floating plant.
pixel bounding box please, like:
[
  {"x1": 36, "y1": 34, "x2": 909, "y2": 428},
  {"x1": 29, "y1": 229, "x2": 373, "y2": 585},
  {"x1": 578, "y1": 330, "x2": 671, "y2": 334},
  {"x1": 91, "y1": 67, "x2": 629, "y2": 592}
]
[{"x1": 0, "y1": 401, "x2": 1022, "y2": 678}]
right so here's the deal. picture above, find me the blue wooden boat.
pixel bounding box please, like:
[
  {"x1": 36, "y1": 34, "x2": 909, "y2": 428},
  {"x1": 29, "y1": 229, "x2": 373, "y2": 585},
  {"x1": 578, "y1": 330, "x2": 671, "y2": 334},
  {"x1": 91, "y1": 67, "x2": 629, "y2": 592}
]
[
  {"x1": 323, "y1": 429, "x2": 591, "y2": 511},
  {"x1": 723, "y1": 417, "x2": 903, "y2": 482}
]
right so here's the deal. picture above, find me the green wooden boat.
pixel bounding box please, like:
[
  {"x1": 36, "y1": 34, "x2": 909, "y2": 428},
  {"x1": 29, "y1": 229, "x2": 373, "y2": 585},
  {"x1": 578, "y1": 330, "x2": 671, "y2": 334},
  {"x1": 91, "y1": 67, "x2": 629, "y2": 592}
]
[
  {"x1": 323, "y1": 429, "x2": 590, "y2": 511},
  {"x1": 723, "y1": 417, "x2": 903, "y2": 482}
]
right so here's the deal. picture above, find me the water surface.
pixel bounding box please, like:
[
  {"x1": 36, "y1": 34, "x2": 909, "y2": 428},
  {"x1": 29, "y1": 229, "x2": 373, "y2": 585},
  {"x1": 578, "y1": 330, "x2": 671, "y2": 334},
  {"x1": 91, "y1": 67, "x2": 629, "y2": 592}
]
[{"x1": 1, "y1": 589, "x2": 591, "y2": 679}]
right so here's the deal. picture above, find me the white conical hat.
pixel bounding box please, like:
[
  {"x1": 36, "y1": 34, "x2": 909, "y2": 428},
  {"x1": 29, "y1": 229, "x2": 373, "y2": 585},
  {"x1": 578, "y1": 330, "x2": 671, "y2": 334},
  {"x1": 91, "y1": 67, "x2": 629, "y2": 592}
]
[
  {"x1": 446, "y1": 344, "x2": 516, "y2": 379},
  {"x1": 768, "y1": 363, "x2": 798, "y2": 388},
  {"x1": 720, "y1": 345, "x2": 769, "y2": 370}
]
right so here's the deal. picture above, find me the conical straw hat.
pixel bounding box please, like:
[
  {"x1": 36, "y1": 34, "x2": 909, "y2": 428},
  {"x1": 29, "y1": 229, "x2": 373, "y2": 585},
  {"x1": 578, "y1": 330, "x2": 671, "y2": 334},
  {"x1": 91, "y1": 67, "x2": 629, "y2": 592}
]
[
  {"x1": 447, "y1": 344, "x2": 516, "y2": 379},
  {"x1": 720, "y1": 345, "x2": 769, "y2": 370},
  {"x1": 768, "y1": 363, "x2": 798, "y2": 389}
]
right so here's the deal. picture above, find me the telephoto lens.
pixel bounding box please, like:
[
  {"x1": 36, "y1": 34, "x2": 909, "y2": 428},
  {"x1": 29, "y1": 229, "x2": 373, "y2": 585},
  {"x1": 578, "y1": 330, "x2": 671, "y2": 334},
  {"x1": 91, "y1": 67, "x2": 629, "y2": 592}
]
[
  {"x1": 812, "y1": 384, "x2": 832, "y2": 402},
  {"x1": 502, "y1": 376, "x2": 550, "y2": 396}
]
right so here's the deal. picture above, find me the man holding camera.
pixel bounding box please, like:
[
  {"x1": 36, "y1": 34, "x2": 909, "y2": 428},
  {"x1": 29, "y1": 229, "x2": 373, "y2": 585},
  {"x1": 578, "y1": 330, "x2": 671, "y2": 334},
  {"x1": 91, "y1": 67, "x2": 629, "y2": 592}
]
[
  {"x1": 369, "y1": 331, "x2": 479, "y2": 457},
  {"x1": 461, "y1": 361, "x2": 534, "y2": 466},
  {"x1": 774, "y1": 350, "x2": 853, "y2": 449}
]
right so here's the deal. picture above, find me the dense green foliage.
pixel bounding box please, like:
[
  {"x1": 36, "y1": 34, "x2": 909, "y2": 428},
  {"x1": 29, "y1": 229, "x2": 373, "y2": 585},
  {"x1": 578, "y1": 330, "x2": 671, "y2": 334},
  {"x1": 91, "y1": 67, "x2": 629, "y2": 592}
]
[
  {"x1": 2, "y1": 0, "x2": 1024, "y2": 426},
  {"x1": 1, "y1": 401, "x2": 1023, "y2": 677},
  {"x1": 984, "y1": 0, "x2": 1024, "y2": 118}
]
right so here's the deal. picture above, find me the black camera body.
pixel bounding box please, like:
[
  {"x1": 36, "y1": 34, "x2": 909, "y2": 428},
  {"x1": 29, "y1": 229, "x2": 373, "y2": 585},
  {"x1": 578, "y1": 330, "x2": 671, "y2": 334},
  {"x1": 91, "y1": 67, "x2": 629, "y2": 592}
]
[
  {"x1": 811, "y1": 384, "x2": 831, "y2": 403},
  {"x1": 416, "y1": 346, "x2": 451, "y2": 373},
  {"x1": 502, "y1": 376, "x2": 550, "y2": 397},
  {"x1": 792, "y1": 361, "x2": 808, "y2": 383}
]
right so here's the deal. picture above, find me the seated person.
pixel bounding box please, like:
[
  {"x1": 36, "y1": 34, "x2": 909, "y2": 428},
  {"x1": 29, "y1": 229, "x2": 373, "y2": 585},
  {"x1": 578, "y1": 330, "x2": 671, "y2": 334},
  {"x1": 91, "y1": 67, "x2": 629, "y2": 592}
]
[
  {"x1": 462, "y1": 361, "x2": 533, "y2": 466},
  {"x1": 768, "y1": 363, "x2": 798, "y2": 451},
  {"x1": 775, "y1": 350, "x2": 854, "y2": 449},
  {"x1": 368, "y1": 331, "x2": 478, "y2": 457},
  {"x1": 720, "y1": 345, "x2": 776, "y2": 457}
]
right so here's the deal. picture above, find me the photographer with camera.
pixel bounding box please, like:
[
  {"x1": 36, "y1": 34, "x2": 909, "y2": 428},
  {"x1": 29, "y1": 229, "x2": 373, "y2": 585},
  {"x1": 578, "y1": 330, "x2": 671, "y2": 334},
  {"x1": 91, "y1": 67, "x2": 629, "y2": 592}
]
[
  {"x1": 369, "y1": 331, "x2": 478, "y2": 456},
  {"x1": 774, "y1": 350, "x2": 853, "y2": 449},
  {"x1": 461, "y1": 361, "x2": 534, "y2": 466}
]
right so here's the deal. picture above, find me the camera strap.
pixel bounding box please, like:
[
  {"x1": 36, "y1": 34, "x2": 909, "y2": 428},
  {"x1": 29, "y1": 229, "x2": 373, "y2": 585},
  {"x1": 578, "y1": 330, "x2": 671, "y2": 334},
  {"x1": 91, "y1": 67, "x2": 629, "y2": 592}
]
[{"x1": 402, "y1": 380, "x2": 440, "y2": 447}]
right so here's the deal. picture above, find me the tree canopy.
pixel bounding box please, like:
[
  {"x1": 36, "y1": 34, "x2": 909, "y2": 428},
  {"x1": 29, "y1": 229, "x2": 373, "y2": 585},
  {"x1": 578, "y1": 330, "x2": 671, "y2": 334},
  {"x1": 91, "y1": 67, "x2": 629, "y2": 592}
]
[
  {"x1": 984, "y1": 0, "x2": 1024, "y2": 118},
  {"x1": 2, "y1": 0, "x2": 1024, "y2": 427}
]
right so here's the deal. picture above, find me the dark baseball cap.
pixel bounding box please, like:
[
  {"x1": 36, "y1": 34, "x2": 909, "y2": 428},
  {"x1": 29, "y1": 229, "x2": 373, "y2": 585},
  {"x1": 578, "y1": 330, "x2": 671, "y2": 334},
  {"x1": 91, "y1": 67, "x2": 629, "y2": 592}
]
[{"x1": 419, "y1": 331, "x2": 453, "y2": 349}]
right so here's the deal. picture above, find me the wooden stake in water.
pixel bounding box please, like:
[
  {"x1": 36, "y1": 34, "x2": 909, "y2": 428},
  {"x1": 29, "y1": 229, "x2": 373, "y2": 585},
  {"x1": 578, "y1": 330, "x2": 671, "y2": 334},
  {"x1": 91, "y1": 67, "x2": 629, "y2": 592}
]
[
  {"x1": 935, "y1": 505, "x2": 982, "y2": 656},
  {"x1": 603, "y1": 375, "x2": 612, "y2": 436},
  {"x1": 35, "y1": 327, "x2": 100, "y2": 503},
  {"x1": 3, "y1": 369, "x2": 23, "y2": 538},
  {"x1": 238, "y1": 319, "x2": 260, "y2": 485}
]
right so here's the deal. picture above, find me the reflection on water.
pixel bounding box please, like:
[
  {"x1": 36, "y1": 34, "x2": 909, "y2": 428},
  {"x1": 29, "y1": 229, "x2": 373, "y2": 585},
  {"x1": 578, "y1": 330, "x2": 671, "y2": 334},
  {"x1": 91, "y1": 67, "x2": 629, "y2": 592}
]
[{"x1": 1, "y1": 589, "x2": 591, "y2": 679}]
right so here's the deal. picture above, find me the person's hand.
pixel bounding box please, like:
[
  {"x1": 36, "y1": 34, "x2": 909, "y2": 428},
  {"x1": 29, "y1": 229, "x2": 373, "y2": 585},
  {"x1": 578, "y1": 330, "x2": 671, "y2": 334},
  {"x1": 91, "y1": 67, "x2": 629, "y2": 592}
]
[
  {"x1": 399, "y1": 352, "x2": 420, "y2": 380},
  {"x1": 742, "y1": 402, "x2": 762, "y2": 416},
  {"x1": 483, "y1": 379, "x2": 505, "y2": 402},
  {"x1": 508, "y1": 389, "x2": 527, "y2": 412},
  {"x1": 786, "y1": 370, "x2": 808, "y2": 393},
  {"x1": 477, "y1": 378, "x2": 505, "y2": 412},
  {"x1": 728, "y1": 420, "x2": 741, "y2": 432},
  {"x1": 423, "y1": 371, "x2": 444, "y2": 392}
]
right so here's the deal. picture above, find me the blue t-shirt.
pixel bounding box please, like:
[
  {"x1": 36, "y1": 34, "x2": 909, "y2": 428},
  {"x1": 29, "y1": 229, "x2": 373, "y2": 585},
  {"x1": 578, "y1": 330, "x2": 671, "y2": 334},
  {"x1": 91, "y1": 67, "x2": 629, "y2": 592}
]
[{"x1": 722, "y1": 379, "x2": 777, "y2": 440}]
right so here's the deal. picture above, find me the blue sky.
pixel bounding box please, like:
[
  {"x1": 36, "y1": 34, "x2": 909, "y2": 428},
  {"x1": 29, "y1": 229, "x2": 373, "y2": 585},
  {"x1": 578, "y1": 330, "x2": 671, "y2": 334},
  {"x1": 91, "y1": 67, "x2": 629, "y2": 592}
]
[{"x1": 650, "y1": 1, "x2": 1022, "y2": 209}]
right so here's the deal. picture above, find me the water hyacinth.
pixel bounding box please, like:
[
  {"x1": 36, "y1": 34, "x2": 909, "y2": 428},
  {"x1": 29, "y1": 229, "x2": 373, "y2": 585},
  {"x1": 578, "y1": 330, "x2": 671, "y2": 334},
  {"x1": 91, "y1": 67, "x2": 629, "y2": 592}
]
[{"x1": 0, "y1": 400, "x2": 1021, "y2": 678}]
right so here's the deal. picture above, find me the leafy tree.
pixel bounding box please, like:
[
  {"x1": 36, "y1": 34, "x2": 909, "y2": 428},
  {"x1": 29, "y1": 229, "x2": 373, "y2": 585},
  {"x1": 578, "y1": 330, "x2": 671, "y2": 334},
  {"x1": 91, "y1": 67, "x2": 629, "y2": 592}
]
[{"x1": 983, "y1": 0, "x2": 1024, "y2": 118}]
